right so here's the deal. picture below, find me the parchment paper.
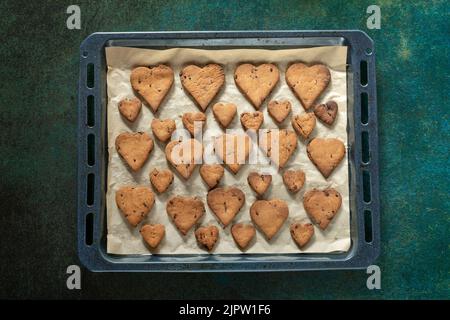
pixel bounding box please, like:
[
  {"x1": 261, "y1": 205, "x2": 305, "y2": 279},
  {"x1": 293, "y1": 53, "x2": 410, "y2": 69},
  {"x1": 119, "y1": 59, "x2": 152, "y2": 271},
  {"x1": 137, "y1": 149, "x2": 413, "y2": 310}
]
[{"x1": 105, "y1": 46, "x2": 350, "y2": 254}]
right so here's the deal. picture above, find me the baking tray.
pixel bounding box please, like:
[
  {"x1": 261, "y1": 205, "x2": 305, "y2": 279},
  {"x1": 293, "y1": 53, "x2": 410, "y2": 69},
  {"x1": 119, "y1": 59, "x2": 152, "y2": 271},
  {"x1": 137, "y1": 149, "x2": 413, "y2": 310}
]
[{"x1": 77, "y1": 31, "x2": 379, "y2": 272}]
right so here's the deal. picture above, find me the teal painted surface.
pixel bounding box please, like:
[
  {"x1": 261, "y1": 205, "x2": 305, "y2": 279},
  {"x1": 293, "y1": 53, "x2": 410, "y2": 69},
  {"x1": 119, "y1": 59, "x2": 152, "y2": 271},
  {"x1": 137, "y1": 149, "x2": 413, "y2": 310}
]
[{"x1": 0, "y1": 0, "x2": 448, "y2": 299}]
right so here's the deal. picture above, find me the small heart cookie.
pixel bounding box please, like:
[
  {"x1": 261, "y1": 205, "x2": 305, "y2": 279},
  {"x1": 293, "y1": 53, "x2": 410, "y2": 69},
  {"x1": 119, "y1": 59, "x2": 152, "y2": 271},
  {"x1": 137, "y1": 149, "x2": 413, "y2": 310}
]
[
  {"x1": 240, "y1": 111, "x2": 264, "y2": 131},
  {"x1": 115, "y1": 132, "x2": 154, "y2": 171},
  {"x1": 151, "y1": 118, "x2": 176, "y2": 143},
  {"x1": 207, "y1": 187, "x2": 245, "y2": 227},
  {"x1": 182, "y1": 112, "x2": 206, "y2": 137},
  {"x1": 118, "y1": 98, "x2": 142, "y2": 122},
  {"x1": 268, "y1": 100, "x2": 291, "y2": 124},
  {"x1": 247, "y1": 172, "x2": 272, "y2": 196},
  {"x1": 282, "y1": 169, "x2": 305, "y2": 193},
  {"x1": 199, "y1": 164, "x2": 224, "y2": 189},
  {"x1": 307, "y1": 138, "x2": 345, "y2": 178},
  {"x1": 292, "y1": 113, "x2": 316, "y2": 139},
  {"x1": 149, "y1": 168, "x2": 174, "y2": 193},
  {"x1": 180, "y1": 64, "x2": 225, "y2": 111},
  {"x1": 140, "y1": 224, "x2": 165, "y2": 248},
  {"x1": 130, "y1": 65, "x2": 174, "y2": 112},
  {"x1": 165, "y1": 138, "x2": 203, "y2": 179},
  {"x1": 115, "y1": 186, "x2": 155, "y2": 227},
  {"x1": 286, "y1": 63, "x2": 331, "y2": 110},
  {"x1": 231, "y1": 223, "x2": 256, "y2": 249},
  {"x1": 260, "y1": 129, "x2": 297, "y2": 168},
  {"x1": 303, "y1": 189, "x2": 342, "y2": 229},
  {"x1": 212, "y1": 102, "x2": 237, "y2": 128},
  {"x1": 314, "y1": 100, "x2": 338, "y2": 125},
  {"x1": 214, "y1": 133, "x2": 251, "y2": 174},
  {"x1": 195, "y1": 225, "x2": 219, "y2": 251},
  {"x1": 250, "y1": 199, "x2": 289, "y2": 240},
  {"x1": 234, "y1": 64, "x2": 280, "y2": 109},
  {"x1": 166, "y1": 196, "x2": 205, "y2": 235},
  {"x1": 290, "y1": 222, "x2": 314, "y2": 248}
]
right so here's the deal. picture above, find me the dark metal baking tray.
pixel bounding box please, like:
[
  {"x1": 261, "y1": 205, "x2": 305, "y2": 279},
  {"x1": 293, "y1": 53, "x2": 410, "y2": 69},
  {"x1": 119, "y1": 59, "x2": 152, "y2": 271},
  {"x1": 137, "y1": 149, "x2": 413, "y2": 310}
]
[{"x1": 77, "y1": 31, "x2": 379, "y2": 272}]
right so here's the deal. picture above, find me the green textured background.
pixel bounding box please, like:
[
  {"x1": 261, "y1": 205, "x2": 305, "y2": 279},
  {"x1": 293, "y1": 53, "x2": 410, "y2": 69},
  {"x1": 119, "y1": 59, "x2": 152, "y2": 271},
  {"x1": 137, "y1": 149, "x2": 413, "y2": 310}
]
[{"x1": 0, "y1": 0, "x2": 449, "y2": 299}]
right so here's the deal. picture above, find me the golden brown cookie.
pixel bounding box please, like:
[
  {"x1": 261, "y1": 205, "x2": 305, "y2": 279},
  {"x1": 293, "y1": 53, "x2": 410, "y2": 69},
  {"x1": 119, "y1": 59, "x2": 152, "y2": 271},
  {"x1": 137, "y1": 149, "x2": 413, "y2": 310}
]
[
  {"x1": 247, "y1": 172, "x2": 272, "y2": 196},
  {"x1": 290, "y1": 222, "x2": 314, "y2": 248},
  {"x1": 199, "y1": 164, "x2": 224, "y2": 189},
  {"x1": 286, "y1": 63, "x2": 331, "y2": 110},
  {"x1": 307, "y1": 138, "x2": 345, "y2": 178},
  {"x1": 115, "y1": 132, "x2": 154, "y2": 171},
  {"x1": 195, "y1": 225, "x2": 219, "y2": 251},
  {"x1": 314, "y1": 100, "x2": 338, "y2": 125},
  {"x1": 165, "y1": 138, "x2": 203, "y2": 179},
  {"x1": 212, "y1": 102, "x2": 237, "y2": 128},
  {"x1": 240, "y1": 111, "x2": 264, "y2": 131},
  {"x1": 166, "y1": 196, "x2": 205, "y2": 235},
  {"x1": 250, "y1": 199, "x2": 289, "y2": 240},
  {"x1": 130, "y1": 65, "x2": 174, "y2": 112},
  {"x1": 115, "y1": 186, "x2": 155, "y2": 227},
  {"x1": 207, "y1": 187, "x2": 245, "y2": 227},
  {"x1": 140, "y1": 224, "x2": 165, "y2": 248},
  {"x1": 282, "y1": 169, "x2": 305, "y2": 193},
  {"x1": 259, "y1": 129, "x2": 297, "y2": 168},
  {"x1": 214, "y1": 133, "x2": 251, "y2": 174},
  {"x1": 292, "y1": 113, "x2": 316, "y2": 139},
  {"x1": 118, "y1": 98, "x2": 142, "y2": 122},
  {"x1": 268, "y1": 100, "x2": 291, "y2": 124},
  {"x1": 234, "y1": 63, "x2": 280, "y2": 109},
  {"x1": 303, "y1": 188, "x2": 342, "y2": 230},
  {"x1": 182, "y1": 112, "x2": 207, "y2": 137},
  {"x1": 231, "y1": 223, "x2": 256, "y2": 249},
  {"x1": 151, "y1": 118, "x2": 176, "y2": 143},
  {"x1": 180, "y1": 64, "x2": 225, "y2": 111},
  {"x1": 149, "y1": 168, "x2": 174, "y2": 193}
]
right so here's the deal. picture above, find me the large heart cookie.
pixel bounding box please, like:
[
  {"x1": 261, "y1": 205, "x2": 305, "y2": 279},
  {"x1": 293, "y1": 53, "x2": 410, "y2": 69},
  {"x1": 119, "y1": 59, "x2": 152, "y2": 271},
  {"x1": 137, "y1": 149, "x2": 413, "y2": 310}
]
[
  {"x1": 130, "y1": 65, "x2": 174, "y2": 112},
  {"x1": 250, "y1": 199, "x2": 289, "y2": 240},
  {"x1": 234, "y1": 64, "x2": 279, "y2": 109},
  {"x1": 290, "y1": 222, "x2": 314, "y2": 248},
  {"x1": 207, "y1": 187, "x2": 245, "y2": 227},
  {"x1": 247, "y1": 172, "x2": 272, "y2": 196},
  {"x1": 231, "y1": 223, "x2": 256, "y2": 249},
  {"x1": 214, "y1": 133, "x2": 251, "y2": 174},
  {"x1": 195, "y1": 225, "x2": 219, "y2": 251},
  {"x1": 140, "y1": 224, "x2": 165, "y2": 248},
  {"x1": 118, "y1": 98, "x2": 142, "y2": 122},
  {"x1": 165, "y1": 138, "x2": 203, "y2": 179},
  {"x1": 180, "y1": 64, "x2": 225, "y2": 111},
  {"x1": 286, "y1": 63, "x2": 331, "y2": 110},
  {"x1": 240, "y1": 111, "x2": 264, "y2": 131},
  {"x1": 307, "y1": 138, "x2": 345, "y2": 178},
  {"x1": 303, "y1": 189, "x2": 342, "y2": 230},
  {"x1": 282, "y1": 169, "x2": 305, "y2": 193},
  {"x1": 149, "y1": 168, "x2": 174, "y2": 193},
  {"x1": 166, "y1": 196, "x2": 205, "y2": 235},
  {"x1": 268, "y1": 100, "x2": 291, "y2": 124},
  {"x1": 292, "y1": 113, "x2": 316, "y2": 139},
  {"x1": 259, "y1": 129, "x2": 297, "y2": 168},
  {"x1": 115, "y1": 132, "x2": 154, "y2": 171},
  {"x1": 115, "y1": 186, "x2": 155, "y2": 227},
  {"x1": 199, "y1": 164, "x2": 224, "y2": 189},
  {"x1": 212, "y1": 102, "x2": 237, "y2": 128},
  {"x1": 314, "y1": 100, "x2": 338, "y2": 125},
  {"x1": 151, "y1": 118, "x2": 176, "y2": 143},
  {"x1": 182, "y1": 112, "x2": 207, "y2": 137}
]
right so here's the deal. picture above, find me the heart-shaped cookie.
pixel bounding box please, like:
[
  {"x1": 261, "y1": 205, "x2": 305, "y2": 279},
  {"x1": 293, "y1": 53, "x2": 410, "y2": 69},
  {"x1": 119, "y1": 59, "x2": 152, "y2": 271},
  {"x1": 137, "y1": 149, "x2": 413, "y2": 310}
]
[
  {"x1": 115, "y1": 132, "x2": 154, "y2": 171},
  {"x1": 130, "y1": 65, "x2": 174, "y2": 112},
  {"x1": 165, "y1": 138, "x2": 203, "y2": 179},
  {"x1": 290, "y1": 222, "x2": 314, "y2": 248},
  {"x1": 166, "y1": 196, "x2": 205, "y2": 235},
  {"x1": 247, "y1": 172, "x2": 272, "y2": 196},
  {"x1": 149, "y1": 168, "x2": 174, "y2": 193},
  {"x1": 195, "y1": 225, "x2": 219, "y2": 251},
  {"x1": 250, "y1": 199, "x2": 289, "y2": 240},
  {"x1": 259, "y1": 129, "x2": 297, "y2": 168},
  {"x1": 240, "y1": 111, "x2": 264, "y2": 131},
  {"x1": 292, "y1": 113, "x2": 316, "y2": 139},
  {"x1": 231, "y1": 223, "x2": 256, "y2": 249},
  {"x1": 115, "y1": 186, "x2": 155, "y2": 227},
  {"x1": 212, "y1": 102, "x2": 237, "y2": 128},
  {"x1": 303, "y1": 188, "x2": 342, "y2": 229},
  {"x1": 199, "y1": 164, "x2": 224, "y2": 189},
  {"x1": 307, "y1": 138, "x2": 345, "y2": 178},
  {"x1": 214, "y1": 133, "x2": 251, "y2": 174},
  {"x1": 151, "y1": 118, "x2": 176, "y2": 143},
  {"x1": 286, "y1": 63, "x2": 331, "y2": 110},
  {"x1": 282, "y1": 169, "x2": 305, "y2": 193},
  {"x1": 234, "y1": 63, "x2": 279, "y2": 109},
  {"x1": 314, "y1": 100, "x2": 338, "y2": 125},
  {"x1": 140, "y1": 224, "x2": 165, "y2": 248},
  {"x1": 182, "y1": 112, "x2": 206, "y2": 137},
  {"x1": 268, "y1": 100, "x2": 291, "y2": 124},
  {"x1": 118, "y1": 98, "x2": 142, "y2": 122},
  {"x1": 180, "y1": 64, "x2": 225, "y2": 111},
  {"x1": 207, "y1": 187, "x2": 245, "y2": 227}
]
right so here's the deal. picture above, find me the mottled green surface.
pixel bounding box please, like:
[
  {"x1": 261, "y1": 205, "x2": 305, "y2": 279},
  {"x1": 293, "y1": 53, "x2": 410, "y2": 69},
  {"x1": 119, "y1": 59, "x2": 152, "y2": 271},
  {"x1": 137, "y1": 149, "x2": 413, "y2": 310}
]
[{"x1": 0, "y1": 0, "x2": 448, "y2": 299}]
